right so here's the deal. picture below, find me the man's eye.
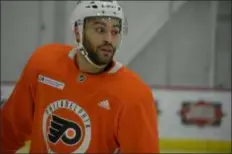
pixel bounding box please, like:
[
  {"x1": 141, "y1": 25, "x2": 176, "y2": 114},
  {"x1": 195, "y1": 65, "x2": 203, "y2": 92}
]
[
  {"x1": 112, "y1": 30, "x2": 120, "y2": 35},
  {"x1": 95, "y1": 27, "x2": 105, "y2": 33}
]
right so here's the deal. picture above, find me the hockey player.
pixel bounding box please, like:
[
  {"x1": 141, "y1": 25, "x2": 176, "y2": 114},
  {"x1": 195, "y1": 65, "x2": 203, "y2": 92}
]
[{"x1": 0, "y1": 1, "x2": 160, "y2": 153}]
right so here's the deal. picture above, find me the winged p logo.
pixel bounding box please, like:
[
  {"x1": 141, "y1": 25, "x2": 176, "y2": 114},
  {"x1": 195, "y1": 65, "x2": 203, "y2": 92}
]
[
  {"x1": 48, "y1": 115, "x2": 82, "y2": 145},
  {"x1": 42, "y1": 100, "x2": 91, "y2": 153}
]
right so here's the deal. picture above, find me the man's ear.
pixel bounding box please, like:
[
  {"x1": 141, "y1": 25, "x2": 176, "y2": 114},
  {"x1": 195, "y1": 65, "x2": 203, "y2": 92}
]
[{"x1": 74, "y1": 26, "x2": 80, "y2": 43}]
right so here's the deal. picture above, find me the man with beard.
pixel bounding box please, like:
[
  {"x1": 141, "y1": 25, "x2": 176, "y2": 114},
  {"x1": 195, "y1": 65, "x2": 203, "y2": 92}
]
[{"x1": 0, "y1": 1, "x2": 159, "y2": 153}]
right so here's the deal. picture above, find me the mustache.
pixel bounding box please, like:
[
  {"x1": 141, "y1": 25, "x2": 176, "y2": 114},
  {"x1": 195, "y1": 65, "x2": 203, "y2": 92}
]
[{"x1": 97, "y1": 42, "x2": 115, "y2": 50}]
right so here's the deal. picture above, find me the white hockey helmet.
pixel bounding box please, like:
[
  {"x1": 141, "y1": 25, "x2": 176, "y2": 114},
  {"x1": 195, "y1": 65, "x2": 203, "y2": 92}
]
[
  {"x1": 70, "y1": 0, "x2": 128, "y2": 68},
  {"x1": 71, "y1": 0, "x2": 127, "y2": 42}
]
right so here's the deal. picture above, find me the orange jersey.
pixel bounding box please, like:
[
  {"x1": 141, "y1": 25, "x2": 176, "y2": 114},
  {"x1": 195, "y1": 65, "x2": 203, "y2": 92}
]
[{"x1": 0, "y1": 44, "x2": 159, "y2": 153}]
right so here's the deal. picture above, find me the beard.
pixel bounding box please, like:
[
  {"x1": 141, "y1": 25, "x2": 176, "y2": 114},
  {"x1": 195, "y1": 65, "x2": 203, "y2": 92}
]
[{"x1": 82, "y1": 38, "x2": 116, "y2": 66}]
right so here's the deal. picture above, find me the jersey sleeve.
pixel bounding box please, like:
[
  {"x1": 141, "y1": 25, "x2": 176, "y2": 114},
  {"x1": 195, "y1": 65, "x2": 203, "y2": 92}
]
[
  {"x1": 0, "y1": 52, "x2": 38, "y2": 153},
  {"x1": 117, "y1": 88, "x2": 160, "y2": 153}
]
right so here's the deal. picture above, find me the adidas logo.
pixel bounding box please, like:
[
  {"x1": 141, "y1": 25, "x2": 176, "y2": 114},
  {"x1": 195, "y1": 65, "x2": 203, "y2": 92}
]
[{"x1": 98, "y1": 100, "x2": 110, "y2": 110}]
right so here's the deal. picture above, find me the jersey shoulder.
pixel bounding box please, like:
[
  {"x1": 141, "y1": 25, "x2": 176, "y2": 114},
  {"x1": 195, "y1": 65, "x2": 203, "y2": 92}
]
[
  {"x1": 27, "y1": 43, "x2": 73, "y2": 71},
  {"x1": 31, "y1": 43, "x2": 73, "y2": 62},
  {"x1": 111, "y1": 64, "x2": 153, "y2": 100}
]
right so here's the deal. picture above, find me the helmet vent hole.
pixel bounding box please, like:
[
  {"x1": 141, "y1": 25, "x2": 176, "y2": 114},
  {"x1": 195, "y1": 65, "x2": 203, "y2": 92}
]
[
  {"x1": 92, "y1": 5, "x2": 98, "y2": 9},
  {"x1": 118, "y1": 7, "x2": 121, "y2": 11},
  {"x1": 74, "y1": 21, "x2": 78, "y2": 28},
  {"x1": 86, "y1": 5, "x2": 90, "y2": 8}
]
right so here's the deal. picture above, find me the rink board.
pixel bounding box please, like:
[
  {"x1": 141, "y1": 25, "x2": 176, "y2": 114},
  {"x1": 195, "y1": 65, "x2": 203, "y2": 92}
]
[{"x1": 16, "y1": 139, "x2": 231, "y2": 153}]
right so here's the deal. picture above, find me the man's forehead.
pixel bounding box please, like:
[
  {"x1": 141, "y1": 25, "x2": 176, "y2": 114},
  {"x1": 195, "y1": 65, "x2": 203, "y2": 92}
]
[{"x1": 86, "y1": 16, "x2": 121, "y2": 25}]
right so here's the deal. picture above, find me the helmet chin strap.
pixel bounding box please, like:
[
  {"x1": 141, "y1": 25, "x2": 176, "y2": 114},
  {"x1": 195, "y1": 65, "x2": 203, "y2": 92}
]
[{"x1": 77, "y1": 43, "x2": 107, "y2": 69}]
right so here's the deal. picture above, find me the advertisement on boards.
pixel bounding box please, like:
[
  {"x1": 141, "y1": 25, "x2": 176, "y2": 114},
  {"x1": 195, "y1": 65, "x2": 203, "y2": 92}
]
[{"x1": 178, "y1": 100, "x2": 226, "y2": 127}]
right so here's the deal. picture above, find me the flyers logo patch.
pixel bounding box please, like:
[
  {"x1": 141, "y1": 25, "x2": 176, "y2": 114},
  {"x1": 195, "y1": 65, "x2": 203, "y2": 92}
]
[
  {"x1": 48, "y1": 115, "x2": 82, "y2": 145},
  {"x1": 43, "y1": 100, "x2": 91, "y2": 153}
]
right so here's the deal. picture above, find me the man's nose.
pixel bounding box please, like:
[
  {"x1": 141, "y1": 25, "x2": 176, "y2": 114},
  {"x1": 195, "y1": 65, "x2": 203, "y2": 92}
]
[{"x1": 103, "y1": 32, "x2": 112, "y2": 43}]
